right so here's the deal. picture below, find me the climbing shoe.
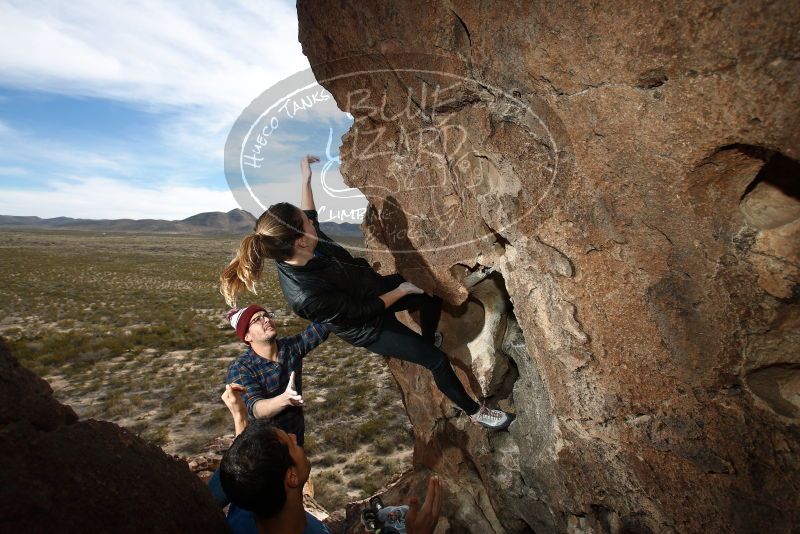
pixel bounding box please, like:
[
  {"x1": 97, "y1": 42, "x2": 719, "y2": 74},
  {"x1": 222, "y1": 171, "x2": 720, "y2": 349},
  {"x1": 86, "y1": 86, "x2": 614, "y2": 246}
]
[{"x1": 470, "y1": 405, "x2": 514, "y2": 431}]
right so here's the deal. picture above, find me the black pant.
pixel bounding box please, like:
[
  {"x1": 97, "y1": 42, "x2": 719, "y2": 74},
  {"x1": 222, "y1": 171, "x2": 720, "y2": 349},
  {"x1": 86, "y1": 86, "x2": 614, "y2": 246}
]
[{"x1": 364, "y1": 275, "x2": 480, "y2": 415}]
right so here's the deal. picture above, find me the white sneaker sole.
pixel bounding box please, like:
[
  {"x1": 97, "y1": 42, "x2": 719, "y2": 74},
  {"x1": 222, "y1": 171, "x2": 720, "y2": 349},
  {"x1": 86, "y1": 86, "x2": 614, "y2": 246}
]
[{"x1": 471, "y1": 412, "x2": 515, "y2": 431}]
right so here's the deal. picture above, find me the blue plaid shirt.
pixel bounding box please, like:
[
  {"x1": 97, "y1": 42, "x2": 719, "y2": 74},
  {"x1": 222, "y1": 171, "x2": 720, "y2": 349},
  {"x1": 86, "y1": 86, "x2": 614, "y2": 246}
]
[{"x1": 225, "y1": 322, "x2": 329, "y2": 445}]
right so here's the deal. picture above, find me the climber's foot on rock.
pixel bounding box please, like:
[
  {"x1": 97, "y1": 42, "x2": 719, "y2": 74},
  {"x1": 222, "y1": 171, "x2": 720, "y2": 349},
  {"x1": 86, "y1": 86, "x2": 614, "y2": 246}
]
[{"x1": 469, "y1": 405, "x2": 514, "y2": 431}]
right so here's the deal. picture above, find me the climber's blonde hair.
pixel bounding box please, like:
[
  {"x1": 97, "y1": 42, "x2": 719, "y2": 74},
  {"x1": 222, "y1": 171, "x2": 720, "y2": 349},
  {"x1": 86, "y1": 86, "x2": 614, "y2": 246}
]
[{"x1": 220, "y1": 203, "x2": 304, "y2": 306}]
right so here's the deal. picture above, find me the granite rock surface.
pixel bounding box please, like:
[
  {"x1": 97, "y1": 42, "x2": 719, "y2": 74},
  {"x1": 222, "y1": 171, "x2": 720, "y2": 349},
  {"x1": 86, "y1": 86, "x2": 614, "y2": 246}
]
[{"x1": 298, "y1": 1, "x2": 800, "y2": 532}]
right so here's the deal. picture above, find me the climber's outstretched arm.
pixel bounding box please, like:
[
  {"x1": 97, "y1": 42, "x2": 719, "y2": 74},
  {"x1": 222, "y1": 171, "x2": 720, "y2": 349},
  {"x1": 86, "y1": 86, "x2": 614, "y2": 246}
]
[{"x1": 300, "y1": 154, "x2": 320, "y2": 211}]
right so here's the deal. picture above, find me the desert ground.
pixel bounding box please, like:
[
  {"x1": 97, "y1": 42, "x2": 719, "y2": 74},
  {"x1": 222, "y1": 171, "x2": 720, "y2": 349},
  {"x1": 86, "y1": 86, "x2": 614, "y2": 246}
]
[{"x1": 0, "y1": 228, "x2": 413, "y2": 511}]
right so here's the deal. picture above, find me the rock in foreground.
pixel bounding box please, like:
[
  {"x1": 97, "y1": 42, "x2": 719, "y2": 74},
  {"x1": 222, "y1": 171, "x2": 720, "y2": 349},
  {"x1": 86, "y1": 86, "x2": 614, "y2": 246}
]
[{"x1": 0, "y1": 340, "x2": 227, "y2": 533}]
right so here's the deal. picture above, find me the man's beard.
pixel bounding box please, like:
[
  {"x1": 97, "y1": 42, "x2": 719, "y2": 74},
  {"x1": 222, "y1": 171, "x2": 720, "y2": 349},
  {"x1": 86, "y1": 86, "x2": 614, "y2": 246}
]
[{"x1": 264, "y1": 332, "x2": 278, "y2": 343}]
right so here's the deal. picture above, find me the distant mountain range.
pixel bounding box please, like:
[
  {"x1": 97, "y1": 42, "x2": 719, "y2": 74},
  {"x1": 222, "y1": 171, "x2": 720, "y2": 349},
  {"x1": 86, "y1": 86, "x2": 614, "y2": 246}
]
[{"x1": 0, "y1": 209, "x2": 363, "y2": 238}]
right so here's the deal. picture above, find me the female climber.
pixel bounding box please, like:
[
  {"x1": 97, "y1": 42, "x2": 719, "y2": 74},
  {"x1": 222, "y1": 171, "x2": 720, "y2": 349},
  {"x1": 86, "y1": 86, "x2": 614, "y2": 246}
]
[{"x1": 220, "y1": 155, "x2": 512, "y2": 430}]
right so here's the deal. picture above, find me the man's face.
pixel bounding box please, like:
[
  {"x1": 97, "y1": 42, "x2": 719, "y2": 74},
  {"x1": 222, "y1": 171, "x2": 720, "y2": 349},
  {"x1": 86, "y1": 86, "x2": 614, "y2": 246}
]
[
  {"x1": 244, "y1": 310, "x2": 277, "y2": 344},
  {"x1": 275, "y1": 429, "x2": 311, "y2": 485}
]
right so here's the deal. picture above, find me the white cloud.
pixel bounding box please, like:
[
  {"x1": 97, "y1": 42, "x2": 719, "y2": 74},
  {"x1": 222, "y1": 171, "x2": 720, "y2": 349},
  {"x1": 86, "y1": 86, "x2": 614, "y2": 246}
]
[
  {"x1": 0, "y1": 0, "x2": 308, "y2": 116},
  {"x1": 0, "y1": 1, "x2": 358, "y2": 219},
  {"x1": 0, "y1": 166, "x2": 28, "y2": 176},
  {"x1": 0, "y1": 121, "x2": 148, "y2": 179},
  {"x1": 0, "y1": 111, "x2": 218, "y2": 184},
  {"x1": 0, "y1": 176, "x2": 238, "y2": 219},
  {"x1": 0, "y1": 119, "x2": 13, "y2": 137}
]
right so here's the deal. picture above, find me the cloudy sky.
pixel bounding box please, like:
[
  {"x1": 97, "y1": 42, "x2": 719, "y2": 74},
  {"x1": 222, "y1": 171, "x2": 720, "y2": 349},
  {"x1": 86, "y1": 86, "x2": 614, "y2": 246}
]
[{"x1": 0, "y1": 0, "x2": 358, "y2": 220}]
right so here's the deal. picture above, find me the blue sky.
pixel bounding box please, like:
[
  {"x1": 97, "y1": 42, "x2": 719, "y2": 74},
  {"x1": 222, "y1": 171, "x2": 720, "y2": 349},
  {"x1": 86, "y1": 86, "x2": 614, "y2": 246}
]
[{"x1": 0, "y1": 0, "x2": 361, "y2": 220}]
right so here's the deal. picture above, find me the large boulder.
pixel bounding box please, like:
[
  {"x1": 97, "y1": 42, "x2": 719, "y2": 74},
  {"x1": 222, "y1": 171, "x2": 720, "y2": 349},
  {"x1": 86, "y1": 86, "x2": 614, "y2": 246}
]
[
  {"x1": 0, "y1": 339, "x2": 227, "y2": 533},
  {"x1": 297, "y1": 1, "x2": 800, "y2": 532}
]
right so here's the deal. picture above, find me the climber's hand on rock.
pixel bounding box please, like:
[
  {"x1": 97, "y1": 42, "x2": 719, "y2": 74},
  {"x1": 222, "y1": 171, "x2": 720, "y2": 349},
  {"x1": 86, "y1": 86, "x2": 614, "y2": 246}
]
[
  {"x1": 406, "y1": 475, "x2": 442, "y2": 534},
  {"x1": 282, "y1": 371, "x2": 304, "y2": 407},
  {"x1": 398, "y1": 281, "x2": 424, "y2": 295},
  {"x1": 222, "y1": 383, "x2": 247, "y2": 418},
  {"x1": 300, "y1": 154, "x2": 320, "y2": 182}
]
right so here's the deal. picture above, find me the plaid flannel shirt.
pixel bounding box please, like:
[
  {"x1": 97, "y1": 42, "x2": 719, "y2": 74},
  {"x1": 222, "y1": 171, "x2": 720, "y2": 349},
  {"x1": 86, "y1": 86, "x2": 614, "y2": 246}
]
[{"x1": 225, "y1": 321, "x2": 329, "y2": 445}]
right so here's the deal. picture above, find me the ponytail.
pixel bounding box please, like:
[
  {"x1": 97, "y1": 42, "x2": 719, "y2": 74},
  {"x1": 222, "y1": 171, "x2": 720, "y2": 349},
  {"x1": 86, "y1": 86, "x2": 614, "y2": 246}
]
[
  {"x1": 220, "y1": 233, "x2": 264, "y2": 306},
  {"x1": 219, "y1": 203, "x2": 305, "y2": 306}
]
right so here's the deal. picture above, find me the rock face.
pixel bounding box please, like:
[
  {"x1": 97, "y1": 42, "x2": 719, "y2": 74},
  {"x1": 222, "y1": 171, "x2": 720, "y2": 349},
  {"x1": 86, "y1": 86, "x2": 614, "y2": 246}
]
[
  {"x1": 297, "y1": 1, "x2": 800, "y2": 532},
  {"x1": 0, "y1": 340, "x2": 227, "y2": 533}
]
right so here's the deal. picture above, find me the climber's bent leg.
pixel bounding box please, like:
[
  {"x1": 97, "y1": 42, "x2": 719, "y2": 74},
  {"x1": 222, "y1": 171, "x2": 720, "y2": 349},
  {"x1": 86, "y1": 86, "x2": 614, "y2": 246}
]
[
  {"x1": 365, "y1": 315, "x2": 479, "y2": 415},
  {"x1": 379, "y1": 274, "x2": 443, "y2": 343}
]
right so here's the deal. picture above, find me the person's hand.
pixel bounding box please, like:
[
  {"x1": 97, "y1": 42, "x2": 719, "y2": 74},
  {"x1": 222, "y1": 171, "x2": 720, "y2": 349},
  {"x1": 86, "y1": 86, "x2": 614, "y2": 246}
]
[
  {"x1": 222, "y1": 383, "x2": 247, "y2": 419},
  {"x1": 282, "y1": 371, "x2": 304, "y2": 407},
  {"x1": 300, "y1": 154, "x2": 320, "y2": 181},
  {"x1": 405, "y1": 476, "x2": 442, "y2": 534},
  {"x1": 398, "y1": 281, "x2": 424, "y2": 295}
]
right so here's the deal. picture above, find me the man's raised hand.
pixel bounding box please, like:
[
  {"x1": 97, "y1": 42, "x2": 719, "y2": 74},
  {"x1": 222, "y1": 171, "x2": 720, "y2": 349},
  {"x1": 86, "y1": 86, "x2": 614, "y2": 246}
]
[
  {"x1": 283, "y1": 371, "x2": 304, "y2": 407},
  {"x1": 222, "y1": 383, "x2": 248, "y2": 436},
  {"x1": 300, "y1": 154, "x2": 320, "y2": 182},
  {"x1": 405, "y1": 475, "x2": 442, "y2": 534},
  {"x1": 222, "y1": 383, "x2": 247, "y2": 418}
]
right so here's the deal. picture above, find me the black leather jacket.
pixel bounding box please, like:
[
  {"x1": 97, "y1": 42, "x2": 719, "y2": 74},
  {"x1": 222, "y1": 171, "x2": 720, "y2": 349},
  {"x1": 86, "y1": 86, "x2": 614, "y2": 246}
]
[{"x1": 276, "y1": 210, "x2": 386, "y2": 346}]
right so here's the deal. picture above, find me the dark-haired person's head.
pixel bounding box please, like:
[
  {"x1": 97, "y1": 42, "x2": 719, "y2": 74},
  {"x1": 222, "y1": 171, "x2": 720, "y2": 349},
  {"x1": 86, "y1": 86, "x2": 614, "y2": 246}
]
[{"x1": 219, "y1": 419, "x2": 310, "y2": 519}]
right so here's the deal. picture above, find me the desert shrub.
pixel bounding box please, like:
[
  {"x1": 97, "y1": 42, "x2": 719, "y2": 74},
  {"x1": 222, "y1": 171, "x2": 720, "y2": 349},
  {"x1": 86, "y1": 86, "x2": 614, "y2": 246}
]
[
  {"x1": 376, "y1": 458, "x2": 399, "y2": 477},
  {"x1": 351, "y1": 396, "x2": 367, "y2": 412},
  {"x1": 319, "y1": 425, "x2": 358, "y2": 450},
  {"x1": 314, "y1": 454, "x2": 336, "y2": 468},
  {"x1": 315, "y1": 374, "x2": 338, "y2": 387},
  {"x1": 355, "y1": 418, "x2": 384, "y2": 444},
  {"x1": 168, "y1": 397, "x2": 193, "y2": 416},
  {"x1": 313, "y1": 472, "x2": 349, "y2": 512},
  {"x1": 343, "y1": 354, "x2": 361, "y2": 366},
  {"x1": 203, "y1": 407, "x2": 230, "y2": 431},
  {"x1": 351, "y1": 381, "x2": 371, "y2": 397},
  {"x1": 344, "y1": 454, "x2": 372, "y2": 475},
  {"x1": 349, "y1": 475, "x2": 380, "y2": 498},
  {"x1": 142, "y1": 425, "x2": 170, "y2": 447},
  {"x1": 372, "y1": 435, "x2": 396, "y2": 455},
  {"x1": 317, "y1": 470, "x2": 343, "y2": 484},
  {"x1": 304, "y1": 434, "x2": 318, "y2": 455}
]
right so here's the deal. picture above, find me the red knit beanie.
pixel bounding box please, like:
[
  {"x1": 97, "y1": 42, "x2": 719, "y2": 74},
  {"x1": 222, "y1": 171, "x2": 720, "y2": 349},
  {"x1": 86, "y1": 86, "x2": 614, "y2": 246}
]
[{"x1": 227, "y1": 305, "x2": 266, "y2": 344}]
